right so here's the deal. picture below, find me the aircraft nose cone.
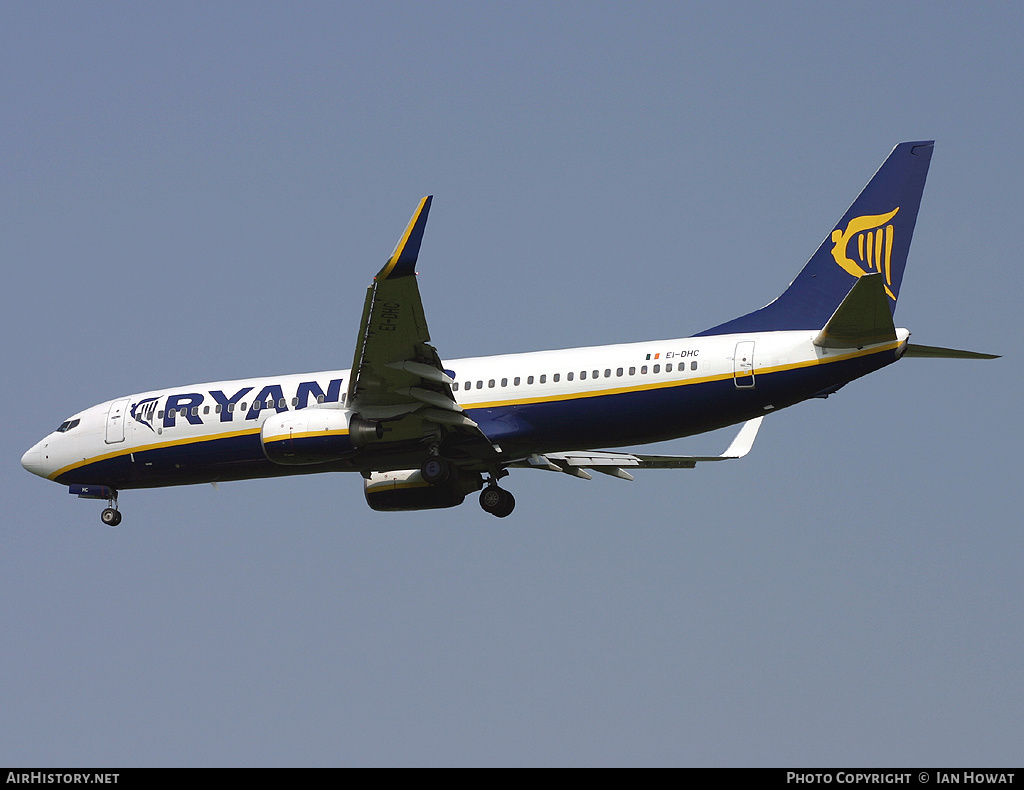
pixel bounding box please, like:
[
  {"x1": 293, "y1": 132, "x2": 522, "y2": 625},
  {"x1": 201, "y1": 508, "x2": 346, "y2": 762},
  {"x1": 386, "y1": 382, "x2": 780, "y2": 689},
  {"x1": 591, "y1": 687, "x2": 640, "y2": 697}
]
[{"x1": 21, "y1": 443, "x2": 46, "y2": 478}]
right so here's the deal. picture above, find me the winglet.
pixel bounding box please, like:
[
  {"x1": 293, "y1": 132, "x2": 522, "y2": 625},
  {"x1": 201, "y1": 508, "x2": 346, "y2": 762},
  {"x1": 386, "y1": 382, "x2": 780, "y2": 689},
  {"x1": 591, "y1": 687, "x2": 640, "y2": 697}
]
[
  {"x1": 721, "y1": 416, "x2": 763, "y2": 459},
  {"x1": 377, "y1": 196, "x2": 432, "y2": 280}
]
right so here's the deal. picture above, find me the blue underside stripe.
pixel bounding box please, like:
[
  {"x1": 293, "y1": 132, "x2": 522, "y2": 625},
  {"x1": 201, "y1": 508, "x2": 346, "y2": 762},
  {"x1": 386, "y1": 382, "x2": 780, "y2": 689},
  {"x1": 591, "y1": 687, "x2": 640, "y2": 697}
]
[{"x1": 55, "y1": 348, "x2": 895, "y2": 489}]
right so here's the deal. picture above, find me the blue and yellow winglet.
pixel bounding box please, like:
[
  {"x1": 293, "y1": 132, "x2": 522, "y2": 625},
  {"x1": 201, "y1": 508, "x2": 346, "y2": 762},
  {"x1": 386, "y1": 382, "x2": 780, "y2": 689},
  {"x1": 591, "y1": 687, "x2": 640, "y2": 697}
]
[{"x1": 377, "y1": 196, "x2": 433, "y2": 280}]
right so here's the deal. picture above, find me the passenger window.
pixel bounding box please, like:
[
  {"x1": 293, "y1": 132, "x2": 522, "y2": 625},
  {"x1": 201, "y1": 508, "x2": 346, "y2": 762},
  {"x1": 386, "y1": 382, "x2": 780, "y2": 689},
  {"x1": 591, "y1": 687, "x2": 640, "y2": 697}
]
[
  {"x1": 539, "y1": 374, "x2": 546, "y2": 384},
  {"x1": 629, "y1": 367, "x2": 636, "y2": 375},
  {"x1": 527, "y1": 376, "x2": 534, "y2": 384},
  {"x1": 616, "y1": 368, "x2": 623, "y2": 377},
  {"x1": 158, "y1": 410, "x2": 164, "y2": 419},
  {"x1": 477, "y1": 380, "x2": 483, "y2": 389},
  {"x1": 514, "y1": 377, "x2": 521, "y2": 386},
  {"x1": 501, "y1": 378, "x2": 508, "y2": 387},
  {"x1": 453, "y1": 382, "x2": 459, "y2": 391},
  {"x1": 241, "y1": 402, "x2": 248, "y2": 410},
  {"x1": 691, "y1": 360, "x2": 698, "y2": 370},
  {"x1": 291, "y1": 398, "x2": 298, "y2": 406},
  {"x1": 580, "y1": 371, "x2": 587, "y2": 380},
  {"x1": 317, "y1": 395, "x2": 325, "y2": 403},
  {"x1": 215, "y1": 405, "x2": 222, "y2": 414},
  {"x1": 553, "y1": 373, "x2": 560, "y2": 382},
  {"x1": 641, "y1": 366, "x2": 647, "y2": 374},
  {"x1": 592, "y1": 370, "x2": 599, "y2": 379},
  {"x1": 567, "y1": 372, "x2": 574, "y2": 381},
  {"x1": 653, "y1": 364, "x2": 660, "y2": 374},
  {"x1": 666, "y1": 363, "x2": 673, "y2": 372},
  {"x1": 253, "y1": 402, "x2": 261, "y2": 412},
  {"x1": 278, "y1": 399, "x2": 286, "y2": 408},
  {"x1": 488, "y1": 379, "x2": 495, "y2": 388},
  {"x1": 604, "y1": 369, "x2": 611, "y2": 378},
  {"x1": 227, "y1": 403, "x2": 234, "y2": 413},
  {"x1": 192, "y1": 407, "x2": 199, "y2": 416},
  {"x1": 203, "y1": 405, "x2": 210, "y2": 415}
]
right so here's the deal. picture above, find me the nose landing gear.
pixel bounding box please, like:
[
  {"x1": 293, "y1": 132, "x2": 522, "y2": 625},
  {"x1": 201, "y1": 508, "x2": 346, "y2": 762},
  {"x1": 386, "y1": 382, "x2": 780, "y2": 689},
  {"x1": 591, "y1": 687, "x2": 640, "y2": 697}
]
[
  {"x1": 100, "y1": 491, "x2": 121, "y2": 527},
  {"x1": 68, "y1": 484, "x2": 123, "y2": 527}
]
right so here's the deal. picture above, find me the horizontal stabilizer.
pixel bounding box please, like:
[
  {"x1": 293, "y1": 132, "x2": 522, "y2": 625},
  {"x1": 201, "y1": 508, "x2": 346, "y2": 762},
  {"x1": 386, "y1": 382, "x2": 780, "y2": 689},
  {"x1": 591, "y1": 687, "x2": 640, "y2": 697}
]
[
  {"x1": 902, "y1": 344, "x2": 1000, "y2": 360},
  {"x1": 813, "y1": 273, "x2": 896, "y2": 349}
]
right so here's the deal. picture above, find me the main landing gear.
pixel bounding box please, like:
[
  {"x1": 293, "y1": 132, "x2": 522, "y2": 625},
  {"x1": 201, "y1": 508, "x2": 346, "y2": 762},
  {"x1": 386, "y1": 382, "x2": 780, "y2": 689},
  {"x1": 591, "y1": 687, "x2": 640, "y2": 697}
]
[
  {"x1": 421, "y1": 457, "x2": 458, "y2": 485},
  {"x1": 420, "y1": 452, "x2": 516, "y2": 518},
  {"x1": 479, "y1": 485, "x2": 515, "y2": 518}
]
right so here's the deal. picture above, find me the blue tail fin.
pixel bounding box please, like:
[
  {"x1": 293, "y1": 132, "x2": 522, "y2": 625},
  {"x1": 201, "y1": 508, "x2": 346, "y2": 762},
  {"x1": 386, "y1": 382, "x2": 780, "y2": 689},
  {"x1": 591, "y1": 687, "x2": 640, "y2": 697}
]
[{"x1": 697, "y1": 141, "x2": 934, "y2": 336}]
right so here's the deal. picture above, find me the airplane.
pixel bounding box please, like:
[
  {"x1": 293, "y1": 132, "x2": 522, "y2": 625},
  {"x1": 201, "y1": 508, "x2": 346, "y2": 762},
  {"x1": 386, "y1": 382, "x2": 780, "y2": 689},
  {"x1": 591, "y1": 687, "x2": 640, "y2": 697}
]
[{"x1": 21, "y1": 141, "x2": 997, "y2": 524}]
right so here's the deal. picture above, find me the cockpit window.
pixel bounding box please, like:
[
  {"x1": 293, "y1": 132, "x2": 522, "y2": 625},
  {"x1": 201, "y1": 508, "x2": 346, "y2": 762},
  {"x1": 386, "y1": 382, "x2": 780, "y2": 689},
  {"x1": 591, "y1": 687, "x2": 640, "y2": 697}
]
[{"x1": 56, "y1": 418, "x2": 80, "y2": 433}]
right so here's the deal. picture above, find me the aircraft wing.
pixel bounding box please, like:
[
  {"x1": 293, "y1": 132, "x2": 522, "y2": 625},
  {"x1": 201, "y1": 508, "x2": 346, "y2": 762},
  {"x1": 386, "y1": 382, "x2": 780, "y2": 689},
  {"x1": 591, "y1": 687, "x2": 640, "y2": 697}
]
[
  {"x1": 347, "y1": 197, "x2": 500, "y2": 461},
  {"x1": 514, "y1": 417, "x2": 764, "y2": 481}
]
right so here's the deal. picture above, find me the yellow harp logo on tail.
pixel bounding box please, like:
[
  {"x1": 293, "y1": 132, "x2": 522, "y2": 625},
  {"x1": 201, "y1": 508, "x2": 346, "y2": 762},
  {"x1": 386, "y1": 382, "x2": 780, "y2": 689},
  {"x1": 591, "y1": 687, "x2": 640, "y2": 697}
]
[{"x1": 830, "y1": 208, "x2": 900, "y2": 300}]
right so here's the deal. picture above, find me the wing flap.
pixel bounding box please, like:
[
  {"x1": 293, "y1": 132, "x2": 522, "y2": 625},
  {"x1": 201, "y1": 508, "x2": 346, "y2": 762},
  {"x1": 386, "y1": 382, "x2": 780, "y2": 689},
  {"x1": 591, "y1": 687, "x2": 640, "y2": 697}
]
[{"x1": 346, "y1": 197, "x2": 500, "y2": 465}]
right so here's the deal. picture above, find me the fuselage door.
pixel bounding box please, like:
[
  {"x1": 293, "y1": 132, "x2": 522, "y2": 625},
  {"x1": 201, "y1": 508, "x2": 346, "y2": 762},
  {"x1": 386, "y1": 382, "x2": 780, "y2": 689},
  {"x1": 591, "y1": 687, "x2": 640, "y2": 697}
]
[
  {"x1": 734, "y1": 341, "x2": 755, "y2": 388},
  {"x1": 105, "y1": 398, "x2": 130, "y2": 444}
]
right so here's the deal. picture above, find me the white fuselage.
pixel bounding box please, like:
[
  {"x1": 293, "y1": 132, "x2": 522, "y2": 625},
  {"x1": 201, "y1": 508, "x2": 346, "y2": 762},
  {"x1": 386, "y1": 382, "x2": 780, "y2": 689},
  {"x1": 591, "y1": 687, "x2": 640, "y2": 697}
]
[{"x1": 21, "y1": 328, "x2": 909, "y2": 490}]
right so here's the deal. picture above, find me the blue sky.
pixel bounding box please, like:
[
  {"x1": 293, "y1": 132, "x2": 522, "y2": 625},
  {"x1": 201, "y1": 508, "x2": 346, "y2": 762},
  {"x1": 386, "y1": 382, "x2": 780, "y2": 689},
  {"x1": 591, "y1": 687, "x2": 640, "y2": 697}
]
[{"x1": 2, "y1": 1, "x2": 1021, "y2": 766}]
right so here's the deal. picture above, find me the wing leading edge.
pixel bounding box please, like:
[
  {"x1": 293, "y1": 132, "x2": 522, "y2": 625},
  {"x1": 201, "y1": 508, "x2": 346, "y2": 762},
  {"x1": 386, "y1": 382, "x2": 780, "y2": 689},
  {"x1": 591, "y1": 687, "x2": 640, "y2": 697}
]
[{"x1": 347, "y1": 197, "x2": 501, "y2": 460}]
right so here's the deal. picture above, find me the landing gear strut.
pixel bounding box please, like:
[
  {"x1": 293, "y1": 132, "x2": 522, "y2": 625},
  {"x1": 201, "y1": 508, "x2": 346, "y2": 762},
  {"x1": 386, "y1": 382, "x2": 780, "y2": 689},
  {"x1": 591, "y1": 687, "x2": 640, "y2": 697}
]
[
  {"x1": 479, "y1": 485, "x2": 515, "y2": 518},
  {"x1": 100, "y1": 492, "x2": 121, "y2": 527}
]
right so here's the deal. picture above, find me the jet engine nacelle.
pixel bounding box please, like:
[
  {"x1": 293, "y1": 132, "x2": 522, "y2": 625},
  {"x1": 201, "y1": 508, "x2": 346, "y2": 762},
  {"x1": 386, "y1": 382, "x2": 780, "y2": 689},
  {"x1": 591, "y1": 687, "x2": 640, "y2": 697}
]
[
  {"x1": 363, "y1": 469, "x2": 482, "y2": 512},
  {"x1": 261, "y1": 408, "x2": 382, "y2": 465}
]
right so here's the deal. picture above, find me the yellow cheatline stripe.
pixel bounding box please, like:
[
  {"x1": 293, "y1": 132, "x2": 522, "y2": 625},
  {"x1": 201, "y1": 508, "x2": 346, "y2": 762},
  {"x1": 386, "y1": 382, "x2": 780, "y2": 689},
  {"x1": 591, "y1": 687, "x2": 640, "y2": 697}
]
[
  {"x1": 459, "y1": 342, "x2": 899, "y2": 411},
  {"x1": 378, "y1": 196, "x2": 430, "y2": 281},
  {"x1": 366, "y1": 479, "x2": 430, "y2": 492},
  {"x1": 51, "y1": 343, "x2": 898, "y2": 480},
  {"x1": 49, "y1": 426, "x2": 263, "y2": 481},
  {"x1": 464, "y1": 371, "x2": 731, "y2": 410},
  {"x1": 264, "y1": 429, "x2": 350, "y2": 443}
]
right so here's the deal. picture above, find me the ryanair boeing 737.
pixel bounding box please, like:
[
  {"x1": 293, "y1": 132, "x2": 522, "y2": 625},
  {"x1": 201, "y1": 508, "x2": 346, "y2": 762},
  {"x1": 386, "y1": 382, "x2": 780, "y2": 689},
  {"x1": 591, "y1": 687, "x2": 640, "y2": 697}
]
[{"x1": 21, "y1": 141, "x2": 996, "y2": 523}]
